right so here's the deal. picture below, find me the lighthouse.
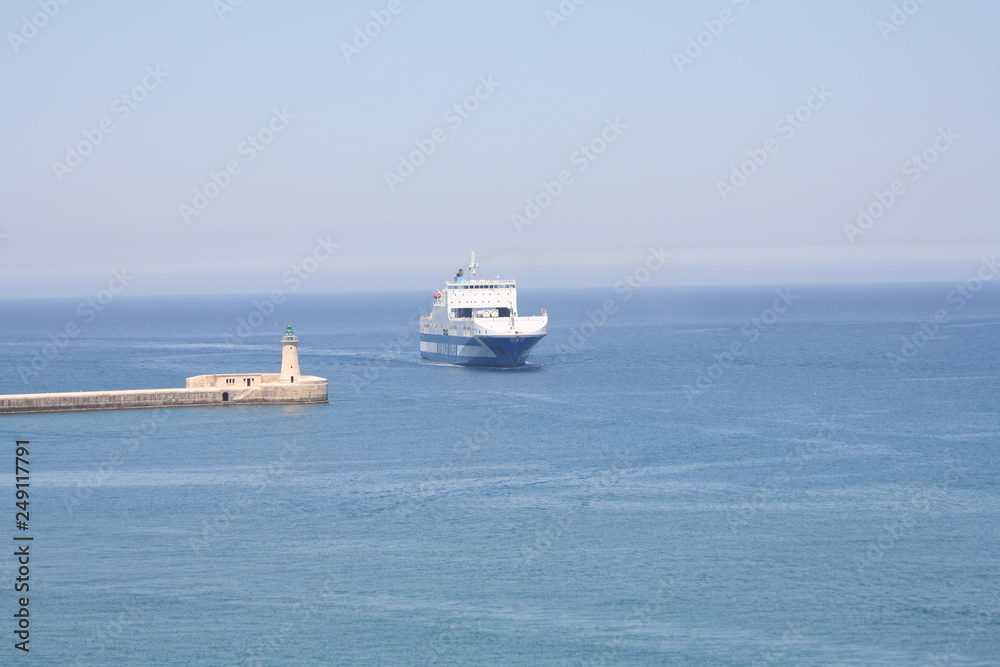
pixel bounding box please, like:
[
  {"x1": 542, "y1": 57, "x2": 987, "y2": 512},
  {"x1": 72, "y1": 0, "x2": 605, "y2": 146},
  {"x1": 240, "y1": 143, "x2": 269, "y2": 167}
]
[{"x1": 280, "y1": 325, "x2": 301, "y2": 382}]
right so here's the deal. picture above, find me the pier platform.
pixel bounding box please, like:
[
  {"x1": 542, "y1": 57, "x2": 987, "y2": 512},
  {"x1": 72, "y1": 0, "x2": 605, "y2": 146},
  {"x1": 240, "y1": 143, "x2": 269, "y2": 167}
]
[{"x1": 0, "y1": 326, "x2": 327, "y2": 414}]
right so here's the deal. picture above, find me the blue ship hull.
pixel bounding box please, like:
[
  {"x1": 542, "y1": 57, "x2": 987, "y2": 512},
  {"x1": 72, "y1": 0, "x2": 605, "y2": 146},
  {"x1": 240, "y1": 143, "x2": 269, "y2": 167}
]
[{"x1": 419, "y1": 333, "x2": 544, "y2": 367}]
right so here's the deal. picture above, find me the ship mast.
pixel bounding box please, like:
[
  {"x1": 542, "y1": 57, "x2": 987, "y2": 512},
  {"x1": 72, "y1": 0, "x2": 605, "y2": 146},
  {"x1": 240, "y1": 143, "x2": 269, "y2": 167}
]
[{"x1": 469, "y1": 250, "x2": 479, "y2": 279}]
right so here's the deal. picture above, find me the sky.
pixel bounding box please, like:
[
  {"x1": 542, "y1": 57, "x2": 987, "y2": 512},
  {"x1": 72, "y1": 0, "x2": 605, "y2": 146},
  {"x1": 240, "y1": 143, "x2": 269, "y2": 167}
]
[{"x1": 1, "y1": 0, "x2": 998, "y2": 297}]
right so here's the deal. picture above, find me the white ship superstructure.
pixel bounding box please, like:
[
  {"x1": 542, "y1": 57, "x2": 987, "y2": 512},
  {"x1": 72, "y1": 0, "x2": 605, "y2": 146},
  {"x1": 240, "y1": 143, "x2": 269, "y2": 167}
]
[{"x1": 419, "y1": 252, "x2": 547, "y2": 367}]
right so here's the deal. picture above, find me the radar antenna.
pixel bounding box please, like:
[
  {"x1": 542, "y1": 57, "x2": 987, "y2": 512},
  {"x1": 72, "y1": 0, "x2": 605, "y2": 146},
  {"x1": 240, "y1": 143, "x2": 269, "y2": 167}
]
[{"x1": 469, "y1": 250, "x2": 479, "y2": 278}]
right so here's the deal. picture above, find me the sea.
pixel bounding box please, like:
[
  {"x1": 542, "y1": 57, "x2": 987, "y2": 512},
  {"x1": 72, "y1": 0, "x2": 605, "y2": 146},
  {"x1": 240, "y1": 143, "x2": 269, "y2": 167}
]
[{"x1": 0, "y1": 283, "x2": 998, "y2": 666}]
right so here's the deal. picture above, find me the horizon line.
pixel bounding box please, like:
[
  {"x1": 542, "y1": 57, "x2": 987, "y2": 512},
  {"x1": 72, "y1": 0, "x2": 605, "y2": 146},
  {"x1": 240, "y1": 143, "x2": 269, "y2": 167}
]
[{"x1": 1, "y1": 278, "x2": 994, "y2": 301}]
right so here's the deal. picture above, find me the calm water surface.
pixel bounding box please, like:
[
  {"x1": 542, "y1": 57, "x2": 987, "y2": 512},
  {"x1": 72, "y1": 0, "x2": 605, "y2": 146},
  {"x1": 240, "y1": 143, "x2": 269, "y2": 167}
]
[{"x1": 0, "y1": 284, "x2": 998, "y2": 665}]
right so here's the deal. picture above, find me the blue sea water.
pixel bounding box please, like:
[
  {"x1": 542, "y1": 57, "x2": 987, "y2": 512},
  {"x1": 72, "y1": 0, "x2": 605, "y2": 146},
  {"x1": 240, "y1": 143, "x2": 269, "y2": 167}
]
[{"x1": 0, "y1": 284, "x2": 998, "y2": 666}]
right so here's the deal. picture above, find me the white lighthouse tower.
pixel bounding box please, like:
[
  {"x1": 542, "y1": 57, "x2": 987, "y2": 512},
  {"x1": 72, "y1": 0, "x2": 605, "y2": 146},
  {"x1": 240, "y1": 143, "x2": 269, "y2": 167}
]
[{"x1": 280, "y1": 325, "x2": 301, "y2": 382}]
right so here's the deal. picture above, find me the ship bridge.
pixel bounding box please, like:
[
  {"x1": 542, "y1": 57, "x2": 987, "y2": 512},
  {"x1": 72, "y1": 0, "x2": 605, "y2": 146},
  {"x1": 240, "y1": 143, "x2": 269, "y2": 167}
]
[{"x1": 444, "y1": 279, "x2": 517, "y2": 318}]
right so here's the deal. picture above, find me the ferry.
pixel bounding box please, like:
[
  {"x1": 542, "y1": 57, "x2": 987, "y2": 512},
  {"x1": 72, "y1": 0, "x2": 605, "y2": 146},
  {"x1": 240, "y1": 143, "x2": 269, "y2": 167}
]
[{"x1": 419, "y1": 252, "x2": 548, "y2": 367}]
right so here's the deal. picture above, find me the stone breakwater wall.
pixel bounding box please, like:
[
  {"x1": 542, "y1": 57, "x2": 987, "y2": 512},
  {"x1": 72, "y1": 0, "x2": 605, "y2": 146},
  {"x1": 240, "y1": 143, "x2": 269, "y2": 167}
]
[{"x1": 0, "y1": 378, "x2": 328, "y2": 414}]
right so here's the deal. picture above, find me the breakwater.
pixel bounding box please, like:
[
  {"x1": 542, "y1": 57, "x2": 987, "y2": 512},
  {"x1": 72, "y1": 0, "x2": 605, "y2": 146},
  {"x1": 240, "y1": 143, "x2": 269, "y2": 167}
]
[
  {"x1": 0, "y1": 326, "x2": 328, "y2": 414},
  {"x1": 0, "y1": 379, "x2": 328, "y2": 414}
]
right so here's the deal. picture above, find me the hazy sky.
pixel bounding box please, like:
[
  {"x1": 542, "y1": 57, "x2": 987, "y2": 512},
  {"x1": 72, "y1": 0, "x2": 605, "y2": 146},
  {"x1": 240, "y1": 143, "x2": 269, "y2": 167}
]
[{"x1": 2, "y1": 0, "x2": 997, "y2": 297}]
